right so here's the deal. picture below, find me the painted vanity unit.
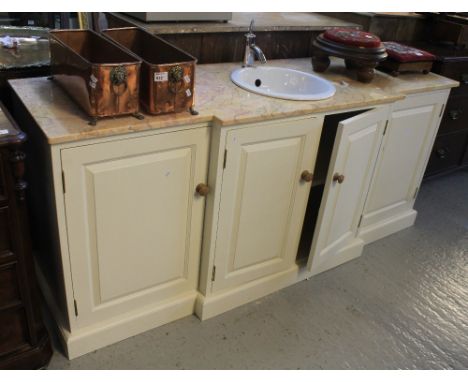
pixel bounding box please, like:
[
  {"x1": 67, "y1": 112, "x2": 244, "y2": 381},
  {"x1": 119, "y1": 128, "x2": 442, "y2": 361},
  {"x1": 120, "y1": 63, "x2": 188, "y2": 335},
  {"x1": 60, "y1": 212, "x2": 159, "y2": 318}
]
[{"x1": 8, "y1": 58, "x2": 457, "y2": 359}]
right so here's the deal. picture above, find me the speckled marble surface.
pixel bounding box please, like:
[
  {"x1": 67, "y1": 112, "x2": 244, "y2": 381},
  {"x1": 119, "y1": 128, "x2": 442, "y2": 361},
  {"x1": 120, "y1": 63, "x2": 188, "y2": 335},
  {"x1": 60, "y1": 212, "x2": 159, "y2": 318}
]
[
  {"x1": 45, "y1": 168, "x2": 468, "y2": 369},
  {"x1": 111, "y1": 12, "x2": 359, "y2": 34},
  {"x1": 9, "y1": 58, "x2": 458, "y2": 145}
]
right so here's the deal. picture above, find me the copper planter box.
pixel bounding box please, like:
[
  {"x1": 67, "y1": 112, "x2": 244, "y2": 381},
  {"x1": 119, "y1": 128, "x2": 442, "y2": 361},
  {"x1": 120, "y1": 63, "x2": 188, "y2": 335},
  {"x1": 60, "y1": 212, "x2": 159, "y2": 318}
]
[
  {"x1": 49, "y1": 29, "x2": 142, "y2": 123},
  {"x1": 102, "y1": 27, "x2": 196, "y2": 115}
]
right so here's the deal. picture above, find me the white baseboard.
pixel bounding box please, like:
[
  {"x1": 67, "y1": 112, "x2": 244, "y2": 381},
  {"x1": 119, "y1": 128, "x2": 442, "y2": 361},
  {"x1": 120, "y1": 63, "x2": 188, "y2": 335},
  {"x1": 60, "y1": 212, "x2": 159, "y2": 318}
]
[
  {"x1": 36, "y1": 264, "x2": 197, "y2": 360},
  {"x1": 63, "y1": 292, "x2": 196, "y2": 359},
  {"x1": 195, "y1": 265, "x2": 306, "y2": 320},
  {"x1": 359, "y1": 209, "x2": 417, "y2": 245}
]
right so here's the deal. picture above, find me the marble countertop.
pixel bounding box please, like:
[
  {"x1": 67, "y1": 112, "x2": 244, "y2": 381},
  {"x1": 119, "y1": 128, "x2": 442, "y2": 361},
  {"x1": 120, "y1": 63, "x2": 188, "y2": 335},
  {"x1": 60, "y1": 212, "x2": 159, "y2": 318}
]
[
  {"x1": 9, "y1": 58, "x2": 459, "y2": 145},
  {"x1": 110, "y1": 12, "x2": 359, "y2": 34}
]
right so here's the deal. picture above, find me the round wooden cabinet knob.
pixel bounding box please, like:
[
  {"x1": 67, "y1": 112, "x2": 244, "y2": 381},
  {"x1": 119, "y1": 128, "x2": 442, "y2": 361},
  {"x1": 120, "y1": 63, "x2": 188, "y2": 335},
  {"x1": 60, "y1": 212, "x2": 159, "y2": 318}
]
[
  {"x1": 301, "y1": 170, "x2": 313, "y2": 182},
  {"x1": 333, "y1": 173, "x2": 345, "y2": 184},
  {"x1": 196, "y1": 183, "x2": 210, "y2": 196}
]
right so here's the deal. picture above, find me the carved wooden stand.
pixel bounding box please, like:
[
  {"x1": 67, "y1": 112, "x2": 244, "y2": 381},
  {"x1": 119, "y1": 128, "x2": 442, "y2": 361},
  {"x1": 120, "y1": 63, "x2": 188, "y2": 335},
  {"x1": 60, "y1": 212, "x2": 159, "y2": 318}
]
[{"x1": 311, "y1": 33, "x2": 387, "y2": 83}]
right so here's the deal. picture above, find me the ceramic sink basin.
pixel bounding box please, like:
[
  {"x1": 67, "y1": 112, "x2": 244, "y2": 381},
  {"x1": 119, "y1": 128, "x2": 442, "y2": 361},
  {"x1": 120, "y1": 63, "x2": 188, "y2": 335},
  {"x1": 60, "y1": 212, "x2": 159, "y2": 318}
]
[{"x1": 230, "y1": 66, "x2": 336, "y2": 101}]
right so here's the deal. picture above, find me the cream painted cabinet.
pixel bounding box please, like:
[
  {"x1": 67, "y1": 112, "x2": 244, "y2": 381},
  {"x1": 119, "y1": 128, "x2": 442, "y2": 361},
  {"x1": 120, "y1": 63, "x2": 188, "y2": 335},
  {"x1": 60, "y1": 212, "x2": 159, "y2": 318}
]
[
  {"x1": 61, "y1": 127, "x2": 209, "y2": 329},
  {"x1": 211, "y1": 117, "x2": 323, "y2": 292},
  {"x1": 358, "y1": 90, "x2": 448, "y2": 243},
  {"x1": 307, "y1": 107, "x2": 390, "y2": 276}
]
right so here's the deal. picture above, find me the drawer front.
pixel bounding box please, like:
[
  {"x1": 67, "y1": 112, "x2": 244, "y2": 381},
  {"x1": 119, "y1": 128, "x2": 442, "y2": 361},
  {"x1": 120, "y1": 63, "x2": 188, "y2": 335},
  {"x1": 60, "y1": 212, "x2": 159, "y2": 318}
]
[
  {"x1": 425, "y1": 131, "x2": 468, "y2": 176},
  {"x1": 0, "y1": 206, "x2": 13, "y2": 258},
  {"x1": 0, "y1": 154, "x2": 6, "y2": 203},
  {"x1": 0, "y1": 263, "x2": 21, "y2": 308},
  {"x1": 0, "y1": 308, "x2": 29, "y2": 357},
  {"x1": 439, "y1": 94, "x2": 468, "y2": 134}
]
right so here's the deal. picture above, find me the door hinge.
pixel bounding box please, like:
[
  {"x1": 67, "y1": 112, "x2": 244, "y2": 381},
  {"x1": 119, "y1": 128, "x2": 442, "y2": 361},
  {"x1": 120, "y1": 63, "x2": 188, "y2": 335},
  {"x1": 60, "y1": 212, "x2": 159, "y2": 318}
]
[
  {"x1": 73, "y1": 299, "x2": 78, "y2": 316},
  {"x1": 223, "y1": 149, "x2": 227, "y2": 169},
  {"x1": 357, "y1": 214, "x2": 363, "y2": 228},
  {"x1": 413, "y1": 186, "x2": 419, "y2": 199},
  {"x1": 61, "y1": 170, "x2": 66, "y2": 193},
  {"x1": 211, "y1": 265, "x2": 216, "y2": 282},
  {"x1": 439, "y1": 104, "x2": 445, "y2": 118},
  {"x1": 383, "y1": 120, "x2": 388, "y2": 135}
]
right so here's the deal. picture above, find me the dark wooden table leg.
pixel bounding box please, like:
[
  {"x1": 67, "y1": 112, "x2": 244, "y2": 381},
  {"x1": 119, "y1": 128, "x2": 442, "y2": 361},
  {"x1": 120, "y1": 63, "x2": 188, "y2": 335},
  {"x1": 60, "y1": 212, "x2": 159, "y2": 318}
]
[
  {"x1": 311, "y1": 53, "x2": 331, "y2": 73},
  {"x1": 345, "y1": 59, "x2": 358, "y2": 70},
  {"x1": 356, "y1": 61, "x2": 378, "y2": 83}
]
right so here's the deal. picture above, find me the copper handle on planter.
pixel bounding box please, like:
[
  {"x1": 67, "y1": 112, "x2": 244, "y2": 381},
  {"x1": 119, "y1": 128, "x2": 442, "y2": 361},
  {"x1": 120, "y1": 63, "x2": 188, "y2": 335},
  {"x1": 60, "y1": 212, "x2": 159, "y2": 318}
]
[
  {"x1": 196, "y1": 183, "x2": 210, "y2": 196},
  {"x1": 301, "y1": 170, "x2": 313, "y2": 182},
  {"x1": 333, "y1": 173, "x2": 345, "y2": 184},
  {"x1": 169, "y1": 65, "x2": 184, "y2": 83},
  {"x1": 110, "y1": 66, "x2": 128, "y2": 87},
  {"x1": 168, "y1": 65, "x2": 184, "y2": 94}
]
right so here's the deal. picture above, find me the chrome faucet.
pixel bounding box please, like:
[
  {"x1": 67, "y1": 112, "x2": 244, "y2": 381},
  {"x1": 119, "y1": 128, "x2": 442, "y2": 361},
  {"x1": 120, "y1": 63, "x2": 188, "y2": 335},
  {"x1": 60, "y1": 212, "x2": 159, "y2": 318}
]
[{"x1": 242, "y1": 20, "x2": 267, "y2": 67}]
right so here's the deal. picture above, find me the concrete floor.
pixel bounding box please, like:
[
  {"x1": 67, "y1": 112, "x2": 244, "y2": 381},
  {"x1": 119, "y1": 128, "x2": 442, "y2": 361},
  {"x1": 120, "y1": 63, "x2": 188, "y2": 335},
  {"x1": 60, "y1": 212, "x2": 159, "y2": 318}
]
[{"x1": 47, "y1": 169, "x2": 468, "y2": 369}]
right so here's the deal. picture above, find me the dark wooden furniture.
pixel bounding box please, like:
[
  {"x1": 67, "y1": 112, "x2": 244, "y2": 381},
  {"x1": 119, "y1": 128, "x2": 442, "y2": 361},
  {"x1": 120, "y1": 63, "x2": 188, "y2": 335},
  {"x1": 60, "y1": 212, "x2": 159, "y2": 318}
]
[
  {"x1": 428, "y1": 14, "x2": 468, "y2": 48},
  {"x1": 0, "y1": 102, "x2": 52, "y2": 369},
  {"x1": 410, "y1": 42, "x2": 468, "y2": 178}
]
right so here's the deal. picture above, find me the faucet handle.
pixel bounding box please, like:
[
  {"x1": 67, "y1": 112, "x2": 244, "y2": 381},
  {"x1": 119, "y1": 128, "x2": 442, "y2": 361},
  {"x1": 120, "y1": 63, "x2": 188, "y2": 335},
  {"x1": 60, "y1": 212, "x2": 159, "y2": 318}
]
[
  {"x1": 249, "y1": 19, "x2": 255, "y2": 34},
  {"x1": 245, "y1": 19, "x2": 256, "y2": 43}
]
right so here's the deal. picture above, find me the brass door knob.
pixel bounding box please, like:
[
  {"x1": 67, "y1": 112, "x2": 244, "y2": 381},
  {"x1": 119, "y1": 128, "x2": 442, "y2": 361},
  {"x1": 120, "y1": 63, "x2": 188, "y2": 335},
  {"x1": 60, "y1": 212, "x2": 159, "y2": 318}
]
[
  {"x1": 333, "y1": 173, "x2": 345, "y2": 184},
  {"x1": 301, "y1": 170, "x2": 313, "y2": 182},
  {"x1": 196, "y1": 183, "x2": 210, "y2": 196}
]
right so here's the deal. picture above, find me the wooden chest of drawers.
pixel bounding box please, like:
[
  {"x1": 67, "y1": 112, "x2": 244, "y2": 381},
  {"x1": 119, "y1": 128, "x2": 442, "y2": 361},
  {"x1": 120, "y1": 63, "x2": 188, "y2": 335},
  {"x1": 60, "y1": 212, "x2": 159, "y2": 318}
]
[
  {"x1": 411, "y1": 42, "x2": 468, "y2": 178},
  {"x1": 0, "y1": 102, "x2": 52, "y2": 369}
]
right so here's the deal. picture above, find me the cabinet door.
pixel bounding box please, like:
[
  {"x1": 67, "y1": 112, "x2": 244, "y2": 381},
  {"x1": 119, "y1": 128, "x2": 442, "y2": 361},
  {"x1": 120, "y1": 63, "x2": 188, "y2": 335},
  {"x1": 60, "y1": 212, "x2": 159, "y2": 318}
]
[
  {"x1": 212, "y1": 117, "x2": 323, "y2": 292},
  {"x1": 62, "y1": 128, "x2": 209, "y2": 327},
  {"x1": 359, "y1": 92, "x2": 447, "y2": 238},
  {"x1": 308, "y1": 107, "x2": 389, "y2": 276}
]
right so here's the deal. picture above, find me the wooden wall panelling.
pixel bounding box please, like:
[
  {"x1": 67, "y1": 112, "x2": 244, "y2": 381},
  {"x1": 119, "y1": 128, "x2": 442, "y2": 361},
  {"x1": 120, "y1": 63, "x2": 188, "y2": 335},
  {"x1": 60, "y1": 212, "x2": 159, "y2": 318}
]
[
  {"x1": 199, "y1": 33, "x2": 245, "y2": 63},
  {"x1": 103, "y1": 13, "x2": 319, "y2": 64},
  {"x1": 256, "y1": 31, "x2": 318, "y2": 60},
  {"x1": 166, "y1": 31, "x2": 318, "y2": 64},
  {"x1": 368, "y1": 16, "x2": 426, "y2": 42},
  {"x1": 160, "y1": 33, "x2": 204, "y2": 62},
  {"x1": 318, "y1": 13, "x2": 426, "y2": 42}
]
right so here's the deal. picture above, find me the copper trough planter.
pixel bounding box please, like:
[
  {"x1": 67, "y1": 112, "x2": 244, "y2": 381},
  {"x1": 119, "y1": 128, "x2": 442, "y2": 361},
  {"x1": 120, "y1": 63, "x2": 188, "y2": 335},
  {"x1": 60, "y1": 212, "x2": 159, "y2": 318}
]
[
  {"x1": 49, "y1": 29, "x2": 142, "y2": 125},
  {"x1": 102, "y1": 27, "x2": 197, "y2": 115}
]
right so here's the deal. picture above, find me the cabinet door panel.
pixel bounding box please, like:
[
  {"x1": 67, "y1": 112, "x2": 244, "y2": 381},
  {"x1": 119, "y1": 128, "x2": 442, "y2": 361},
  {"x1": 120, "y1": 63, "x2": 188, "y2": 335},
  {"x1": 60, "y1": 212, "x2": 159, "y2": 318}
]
[
  {"x1": 361, "y1": 92, "x2": 446, "y2": 230},
  {"x1": 89, "y1": 148, "x2": 192, "y2": 302},
  {"x1": 308, "y1": 107, "x2": 389, "y2": 275},
  {"x1": 62, "y1": 128, "x2": 209, "y2": 327},
  {"x1": 213, "y1": 117, "x2": 322, "y2": 292}
]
